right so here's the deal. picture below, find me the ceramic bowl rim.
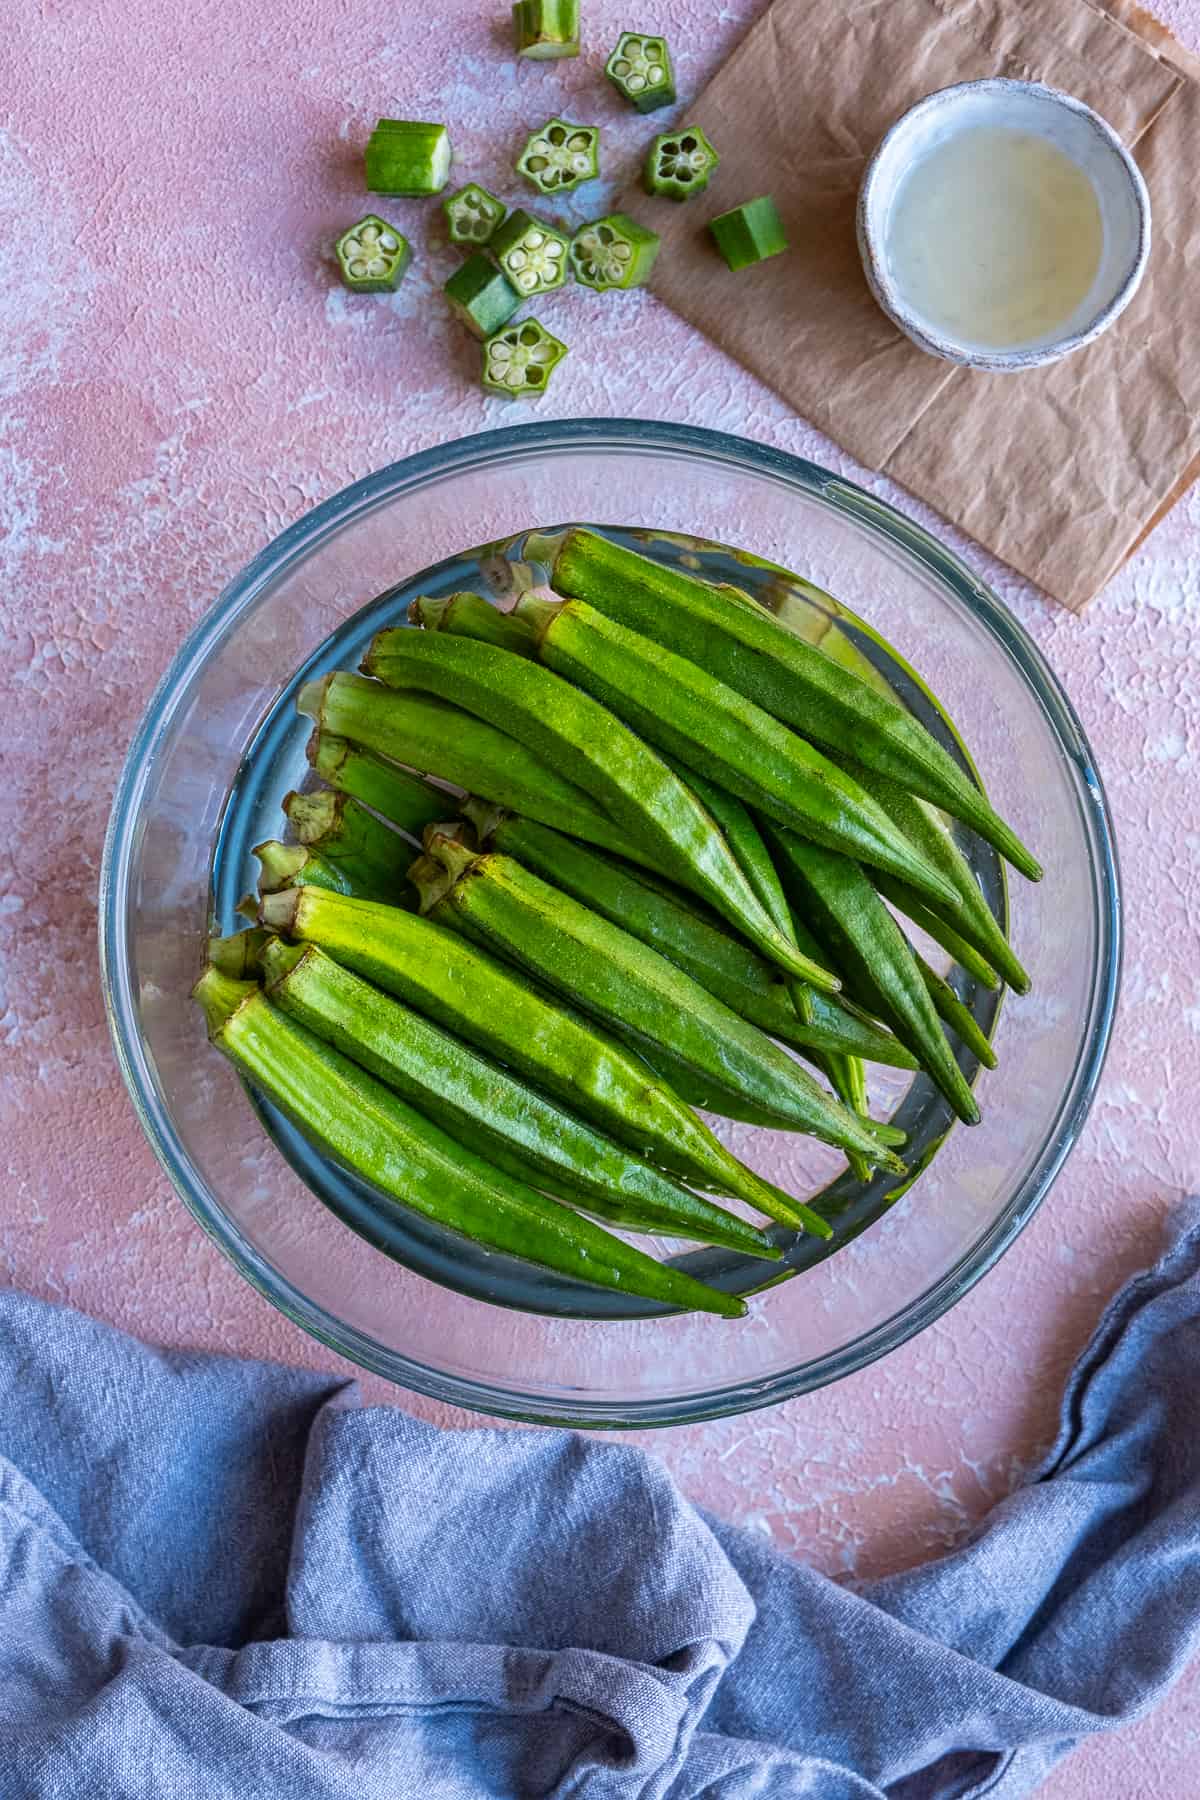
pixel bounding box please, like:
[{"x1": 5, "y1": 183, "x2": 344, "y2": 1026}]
[{"x1": 856, "y1": 77, "x2": 1152, "y2": 371}]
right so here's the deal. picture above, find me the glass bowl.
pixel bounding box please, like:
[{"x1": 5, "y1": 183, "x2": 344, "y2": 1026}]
[{"x1": 100, "y1": 421, "x2": 1120, "y2": 1426}]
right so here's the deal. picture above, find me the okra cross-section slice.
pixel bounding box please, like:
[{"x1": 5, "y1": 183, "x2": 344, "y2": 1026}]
[
  {"x1": 335, "y1": 215, "x2": 411, "y2": 292},
  {"x1": 482, "y1": 317, "x2": 568, "y2": 399},
  {"x1": 605, "y1": 32, "x2": 675, "y2": 112},
  {"x1": 517, "y1": 119, "x2": 600, "y2": 195},
  {"x1": 512, "y1": 0, "x2": 579, "y2": 58},
  {"x1": 442, "y1": 182, "x2": 506, "y2": 246},
  {"x1": 709, "y1": 195, "x2": 788, "y2": 271},
  {"x1": 570, "y1": 213, "x2": 660, "y2": 291},
  {"x1": 491, "y1": 208, "x2": 570, "y2": 296},
  {"x1": 444, "y1": 253, "x2": 521, "y2": 339},
  {"x1": 643, "y1": 126, "x2": 718, "y2": 201},
  {"x1": 365, "y1": 119, "x2": 452, "y2": 196}
]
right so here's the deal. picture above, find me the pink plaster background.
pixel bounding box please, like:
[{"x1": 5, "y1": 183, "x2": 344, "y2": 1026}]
[{"x1": 3, "y1": 1, "x2": 1199, "y2": 1790}]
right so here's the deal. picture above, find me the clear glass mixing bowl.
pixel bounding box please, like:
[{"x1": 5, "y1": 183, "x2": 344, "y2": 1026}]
[{"x1": 99, "y1": 421, "x2": 1120, "y2": 1426}]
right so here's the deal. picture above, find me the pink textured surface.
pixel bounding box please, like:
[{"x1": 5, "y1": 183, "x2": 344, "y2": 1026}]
[{"x1": 2, "y1": 2, "x2": 1198, "y2": 1791}]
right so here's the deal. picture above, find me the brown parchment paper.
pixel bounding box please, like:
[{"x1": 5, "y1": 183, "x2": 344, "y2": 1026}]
[{"x1": 622, "y1": 0, "x2": 1200, "y2": 610}]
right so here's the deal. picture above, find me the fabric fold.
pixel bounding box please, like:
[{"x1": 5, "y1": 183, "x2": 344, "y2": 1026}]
[{"x1": 2, "y1": 1200, "x2": 1198, "y2": 1797}]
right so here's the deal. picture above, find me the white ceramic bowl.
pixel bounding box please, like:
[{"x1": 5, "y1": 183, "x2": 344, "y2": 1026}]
[{"x1": 857, "y1": 79, "x2": 1151, "y2": 371}]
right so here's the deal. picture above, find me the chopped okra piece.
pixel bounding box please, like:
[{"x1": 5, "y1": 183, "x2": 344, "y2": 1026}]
[
  {"x1": 335, "y1": 215, "x2": 412, "y2": 292},
  {"x1": 709, "y1": 194, "x2": 789, "y2": 270},
  {"x1": 643, "y1": 126, "x2": 719, "y2": 201},
  {"x1": 517, "y1": 118, "x2": 600, "y2": 195},
  {"x1": 442, "y1": 183, "x2": 507, "y2": 246},
  {"x1": 444, "y1": 253, "x2": 522, "y2": 338},
  {"x1": 605, "y1": 33, "x2": 675, "y2": 112},
  {"x1": 491, "y1": 208, "x2": 570, "y2": 297},
  {"x1": 570, "y1": 212, "x2": 660, "y2": 291},
  {"x1": 365, "y1": 119, "x2": 452, "y2": 196},
  {"x1": 512, "y1": 0, "x2": 580, "y2": 58},
  {"x1": 482, "y1": 318, "x2": 568, "y2": 399}
]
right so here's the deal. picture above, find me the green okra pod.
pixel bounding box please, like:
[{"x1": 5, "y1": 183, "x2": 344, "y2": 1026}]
[
  {"x1": 659, "y1": 755, "x2": 814, "y2": 1025},
  {"x1": 257, "y1": 885, "x2": 800, "y2": 1222},
  {"x1": 766, "y1": 825, "x2": 981, "y2": 1126},
  {"x1": 206, "y1": 927, "x2": 270, "y2": 980},
  {"x1": 912, "y1": 947, "x2": 998, "y2": 1071},
  {"x1": 463, "y1": 803, "x2": 918, "y2": 1071},
  {"x1": 261, "y1": 938, "x2": 778, "y2": 1259},
  {"x1": 282, "y1": 788, "x2": 413, "y2": 894},
  {"x1": 363, "y1": 624, "x2": 838, "y2": 990},
  {"x1": 512, "y1": 0, "x2": 579, "y2": 58},
  {"x1": 298, "y1": 672, "x2": 634, "y2": 862},
  {"x1": 548, "y1": 529, "x2": 1042, "y2": 883},
  {"x1": 872, "y1": 872, "x2": 1000, "y2": 991},
  {"x1": 253, "y1": 838, "x2": 384, "y2": 902},
  {"x1": 836, "y1": 759, "x2": 1030, "y2": 993},
  {"x1": 365, "y1": 120, "x2": 452, "y2": 197},
  {"x1": 193, "y1": 967, "x2": 743, "y2": 1318},
  {"x1": 307, "y1": 731, "x2": 454, "y2": 844},
  {"x1": 509, "y1": 592, "x2": 958, "y2": 911},
  {"x1": 410, "y1": 831, "x2": 904, "y2": 1178}
]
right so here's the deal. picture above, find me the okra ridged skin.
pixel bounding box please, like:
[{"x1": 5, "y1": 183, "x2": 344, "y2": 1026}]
[
  {"x1": 511, "y1": 594, "x2": 959, "y2": 912},
  {"x1": 472, "y1": 808, "x2": 917, "y2": 1070},
  {"x1": 912, "y1": 946, "x2": 998, "y2": 1071},
  {"x1": 308, "y1": 732, "x2": 456, "y2": 845},
  {"x1": 258, "y1": 885, "x2": 795, "y2": 1220},
  {"x1": 549, "y1": 529, "x2": 1042, "y2": 884},
  {"x1": 413, "y1": 837, "x2": 904, "y2": 1173},
  {"x1": 261, "y1": 939, "x2": 777, "y2": 1260},
  {"x1": 766, "y1": 826, "x2": 981, "y2": 1126},
  {"x1": 283, "y1": 789, "x2": 414, "y2": 895},
  {"x1": 660, "y1": 753, "x2": 816, "y2": 1025},
  {"x1": 298, "y1": 672, "x2": 634, "y2": 861},
  {"x1": 193, "y1": 969, "x2": 743, "y2": 1318},
  {"x1": 872, "y1": 872, "x2": 1000, "y2": 991},
  {"x1": 836, "y1": 758, "x2": 1031, "y2": 994},
  {"x1": 361, "y1": 626, "x2": 836, "y2": 990},
  {"x1": 253, "y1": 839, "x2": 382, "y2": 903}
]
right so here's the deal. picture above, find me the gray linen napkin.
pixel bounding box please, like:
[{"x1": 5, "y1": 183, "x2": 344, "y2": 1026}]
[{"x1": 2, "y1": 1202, "x2": 1198, "y2": 1798}]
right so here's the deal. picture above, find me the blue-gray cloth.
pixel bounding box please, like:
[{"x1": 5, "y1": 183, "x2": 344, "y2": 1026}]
[{"x1": 3, "y1": 1206, "x2": 1199, "y2": 1799}]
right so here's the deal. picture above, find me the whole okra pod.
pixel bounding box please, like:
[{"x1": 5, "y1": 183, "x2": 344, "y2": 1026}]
[
  {"x1": 410, "y1": 831, "x2": 904, "y2": 1178},
  {"x1": 257, "y1": 885, "x2": 804, "y2": 1224},
  {"x1": 765, "y1": 826, "x2": 981, "y2": 1126},
  {"x1": 464, "y1": 804, "x2": 918, "y2": 1072},
  {"x1": 261, "y1": 938, "x2": 779, "y2": 1258},
  {"x1": 368, "y1": 621, "x2": 838, "y2": 990},
  {"x1": 193, "y1": 967, "x2": 744, "y2": 1318},
  {"x1": 298, "y1": 672, "x2": 636, "y2": 863},
  {"x1": 506, "y1": 592, "x2": 959, "y2": 911},
  {"x1": 548, "y1": 529, "x2": 1042, "y2": 883},
  {"x1": 253, "y1": 838, "x2": 383, "y2": 901}
]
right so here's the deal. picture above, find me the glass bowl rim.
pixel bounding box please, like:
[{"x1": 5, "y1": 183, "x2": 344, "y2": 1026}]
[{"x1": 98, "y1": 418, "x2": 1122, "y2": 1428}]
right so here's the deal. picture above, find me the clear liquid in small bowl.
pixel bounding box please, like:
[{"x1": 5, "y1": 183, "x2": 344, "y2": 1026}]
[{"x1": 887, "y1": 125, "x2": 1103, "y2": 350}]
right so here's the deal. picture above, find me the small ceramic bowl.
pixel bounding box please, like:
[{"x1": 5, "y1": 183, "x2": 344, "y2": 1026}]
[{"x1": 857, "y1": 79, "x2": 1151, "y2": 371}]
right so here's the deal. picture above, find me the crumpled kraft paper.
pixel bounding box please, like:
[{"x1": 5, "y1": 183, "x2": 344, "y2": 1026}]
[{"x1": 622, "y1": 0, "x2": 1200, "y2": 610}]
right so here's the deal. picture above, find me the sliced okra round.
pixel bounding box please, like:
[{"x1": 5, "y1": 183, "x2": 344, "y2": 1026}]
[
  {"x1": 512, "y1": 0, "x2": 580, "y2": 58},
  {"x1": 517, "y1": 118, "x2": 600, "y2": 195},
  {"x1": 605, "y1": 33, "x2": 676, "y2": 112},
  {"x1": 444, "y1": 253, "x2": 522, "y2": 339},
  {"x1": 491, "y1": 208, "x2": 570, "y2": 296},
  {"x1": 335, "y1": 215, "x2": 411, "y2": 292},
  {"x1": 569, "y1": 213, "x2": 660, "y2": 291},
  {"x1": 643, "y1": 125, "x2": 719, "y2": 201},
  {"x1": 365, "y1": 119, "x2": 452, "y2": 196},
  {"x1": 482, "y1": 318, "x2": 568, "y2": 399},
  {"x1": 442, "y1": 183, "x2": 506, "y2": 246},
  {"x1": 709, "y1": 194, "x2": 789, "y2": 270}
]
